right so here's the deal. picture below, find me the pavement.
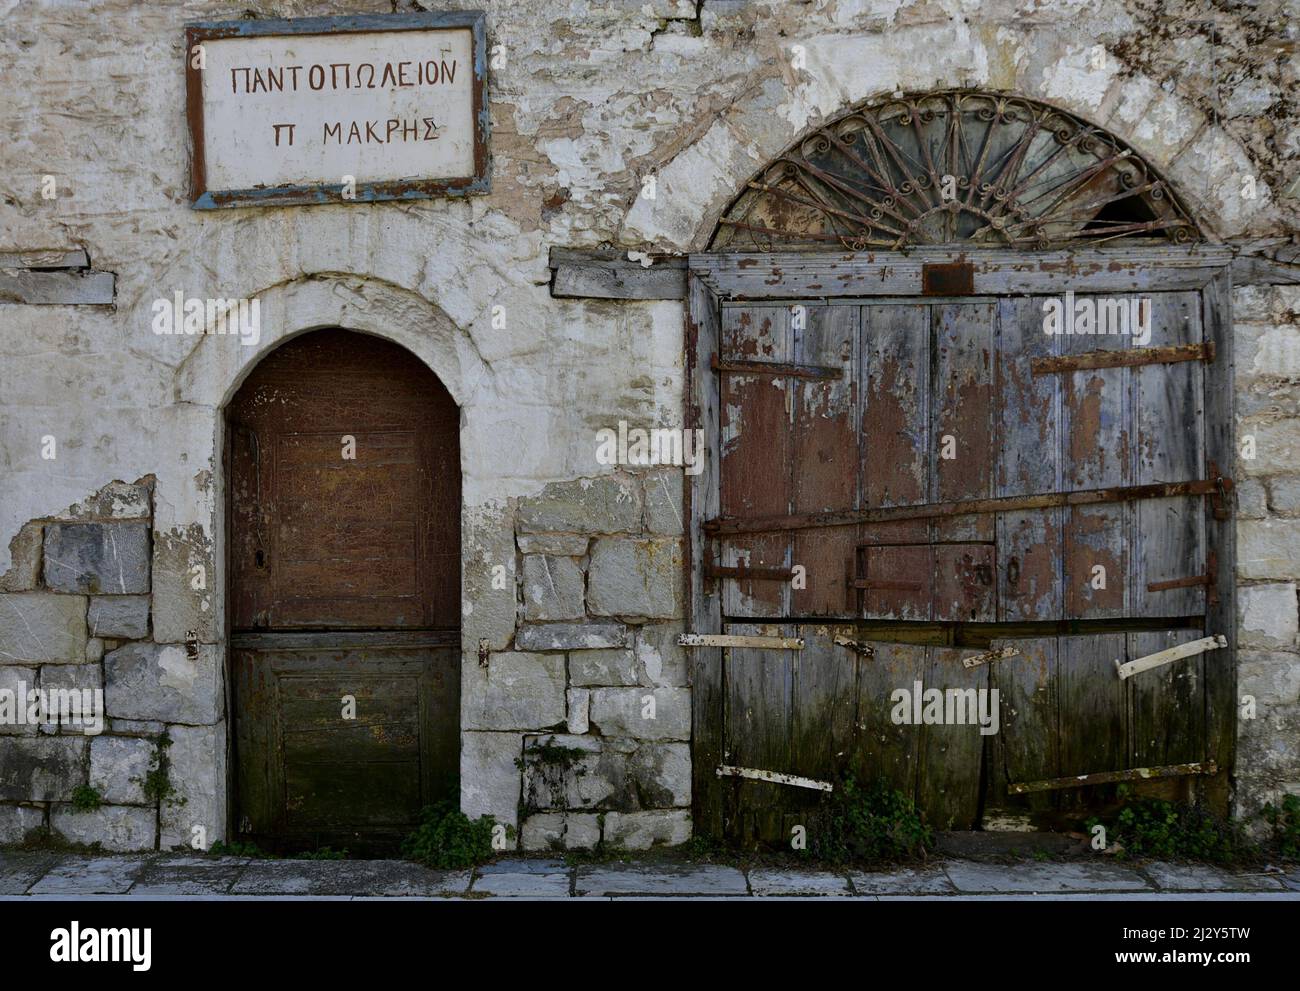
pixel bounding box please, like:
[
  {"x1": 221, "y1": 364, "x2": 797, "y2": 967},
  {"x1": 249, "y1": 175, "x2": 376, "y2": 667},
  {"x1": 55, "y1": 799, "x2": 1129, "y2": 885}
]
[{"x1": 2, "y1": 851, "x2": 1299, "y2": 899}]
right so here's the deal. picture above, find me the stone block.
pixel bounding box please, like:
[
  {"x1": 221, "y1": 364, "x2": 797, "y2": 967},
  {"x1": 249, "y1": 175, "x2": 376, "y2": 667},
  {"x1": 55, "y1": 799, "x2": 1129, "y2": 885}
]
[
  {"x1": 521, "y1": 812, "x2": 601, "y2": 851},
  {"x1": 570, "y1": 648, "x2": 639, "y2": 686},
  {"x1": 1238, "y1": 651, "x2": 1300, "y2": 708},
  {"x1": 1239, "y1": 520, "x2": 1300, "y2": 580},
  {"x1": 150, "y1": 527, "x2": 215, "y2": 644},
  {"x1": 0, "y1": 523, "x2": 43, "y2": 592},
  {"x1": 460, "y1": 731, "x2": 522, "y2": 830},
  {"x1": 643, "y1": 468, "x2": 684, "y2": 535},
  {"x1": 0, "y1": 592, "x2": 88, "y2": 664},
  {"x1": 1236, "y1": 477, "x2": 1268, "y2": 519},
  {"x1": 627, "y1": 742, "x2": 691, "y2": 807},
  {"x1": 38, "y1": 664, "x2": 105, "y2": 735},
  {"x1": 89, "y1": 736, "x2": 153, "y2": 805},
  {"x1": 104, "y1": 642, "x2": 221, "y2": 724},
  {"x1": 1239, "y1": 583, "x2": 1299, "y2": 648},
  {"x1": 0, "y1": 737, "x2": 87, "y2": 800},
  {"x1": 567, "y1": 688, "x2": 590, "y2": 734},
  {"x1": 1270, "y1": 474, "x2": 1300, "y2": 514},
  {"x1": 587, "y1": 538, "x2": 682, "y2": 618},
  {"x1": 522, "y1": 554, "x2": 585, "y2": 621},
  {"x1": 462, "y1": 509, "x2": 519, "y2": 652},
  {"x1": 161, "y1": 723, "x2": 227, "y2": 849},
  {"x1": 588, "y1": 687, "x2": 690, "y2": 740},
  {"x1": 0, "y1": 667, "x2": 38, "y2": 736},
  {"x1": 602, "y1": 810, "x2": 692, "y2": 850},
  {"x1": 1239, "y1": 419, "x2": 1300, "y2": 476},
  {"x1": 515, "y1": 622, "x2": 627, "y2": 651},
  {"x1": 0, "y1": 804, "x2": 45, "y2": 844},
  {"x1": 43, "y1": 522, "x2": 150, "y2": 594},
  {"x1": 635, "y1": 622, "x2": 689, "y2": 686},
  {"x1": 51, "y1": 804, "x2": 157, "y2": 852},
  {"x1": 463, "y1": 652, "x2": 566, "y2": 731},
  {"x1": 88, "y1": 595, "x2": 150, "y2": 639},
  {"x1": 518, "y1": 475, "x2": 642, "y2": 534},
  {"x1": 517, "y1": 534, "x2": 588, "y2": 556}
]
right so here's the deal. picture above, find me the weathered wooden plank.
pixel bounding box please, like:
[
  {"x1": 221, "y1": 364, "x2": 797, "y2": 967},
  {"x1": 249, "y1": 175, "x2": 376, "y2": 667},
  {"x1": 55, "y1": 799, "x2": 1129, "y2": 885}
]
[
  {"x1": 689, "y1": 247, "x2": 1233, "y2": 298},
  {"x1": 686, "y1": 270, "x2": 726, "y2": 839},
  {"x1": 1127, "y1": 631, "x2": 1207, "y2": 790},
  {"x1": 723, "y1": 622, "x2": 797, "y2": 844},
  {"x1": 1131, "y1": 292, "x2": 1206, "y2": 618},
  {"x1": 985, "y1": 637, "x2": 1057, "y2": 823},
  {"x1": 1118, "y1": 633, "x2": 1225, "y2": 681},
  {"x1": 720, "y1": 305, "x2": 793, "y2": 618},
  {"x1": 859, "y1": 304, "x2": 931, "y2": 616},
  {"x1": 1199, "y1": 267, "x2": 1236, "y2": 815},
  {"x1": 790, "y1": 307, "x2": 859, "y2": 616},
  {"x1": 1061, "y1": 302, "x2": 1131, "y2": 619},
  {"x1": 790, "y1": 624, "x2": 858, "y2": 795},
  {"x1": 549, "y1": 248, "x2": 687, "y2": 299},
  {"x1": 679, "y1": 633, "x2": 805, "y2": 649},
  {"x1": 1030, "y1": 341, "x2": 1214, "y2": 375},
  {"x1": 848, "y1": 641, "x2": 926, "y2": 798},
  {"x1": 1057, "y1": 633, "x2": 1128, "y2": 803},
  {"x1": 1009, "y1": 760, "x2": 1216, "y2": 794},
  {"x1": 916, "y1": 647, "x2": 988, "y2": 830},
  {"x1": 932, "y1": 542, "x2": 997, "y2": 622},
  {"x1": 0, "y1": 270, "x2": 115, "y2": 305}
]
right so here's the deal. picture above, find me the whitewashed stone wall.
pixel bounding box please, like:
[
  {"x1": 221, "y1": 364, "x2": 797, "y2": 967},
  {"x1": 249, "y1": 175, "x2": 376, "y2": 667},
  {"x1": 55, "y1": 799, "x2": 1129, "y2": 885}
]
[{"x1": 1, "y1": 0, "x2": 1297, "y2": 849}]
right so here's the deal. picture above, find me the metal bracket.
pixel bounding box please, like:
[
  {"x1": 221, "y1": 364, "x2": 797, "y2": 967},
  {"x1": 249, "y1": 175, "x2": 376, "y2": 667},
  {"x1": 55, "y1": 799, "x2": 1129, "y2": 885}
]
[
  {"x1": 1115, "y1": 634, "x2": 1227, "y2": 681},
  {"x1": 961, "y1": 646, "x2": 1021, "y2": 669},
  {"x1": 716, "y1": 765, "x2": 833, "y2": 792},
  {"x1": 678, "y1": 633, "x2": 805, "y2": 650}
]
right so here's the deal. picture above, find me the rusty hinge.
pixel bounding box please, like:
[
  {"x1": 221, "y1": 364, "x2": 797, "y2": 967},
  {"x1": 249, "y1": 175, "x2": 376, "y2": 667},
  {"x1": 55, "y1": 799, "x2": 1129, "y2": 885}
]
[
  {"x1": 833, "y1": 635, "x2": 876, "y2": 657},
  {"x1": 716, "y1": 765, "x2": 833, "y2": 792},
  {"x1": 922, "y1": 261, "x2": 974, "y2": 295},
  {"x1": 710, "y1": 354, "x2": 842, "y2": 380},
  {"x1": 1115, "y1": 633, "x2": 1227, "y2": 681},
  {"x1": 678, "y1": 633, "x2": 805, "y2": 650},
  {"x1": 1146, "y1": 553, "x2": 1219, "y2": 605},
  {"x1": 1208, "y1": 462, "x2": 1233, "y2": 520},
  {"x1": 961, "y1": 645, "x2": 1021, "y2": 669},
  {"x1": 1030, "y1": 341, "x2": 1215, "y2": 376}
]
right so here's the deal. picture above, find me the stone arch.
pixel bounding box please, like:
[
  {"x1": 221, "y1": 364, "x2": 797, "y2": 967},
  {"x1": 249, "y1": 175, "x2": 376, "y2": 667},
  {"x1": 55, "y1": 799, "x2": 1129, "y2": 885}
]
[{"x1": 620, "y1": 39, "x2": 1267, "y2": 251}]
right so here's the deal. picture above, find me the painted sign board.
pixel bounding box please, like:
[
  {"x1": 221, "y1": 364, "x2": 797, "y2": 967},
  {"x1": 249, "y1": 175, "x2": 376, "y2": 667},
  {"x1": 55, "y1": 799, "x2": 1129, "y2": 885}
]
[{"x1": 185, "y1": 12, "x2": 488, "y2": 209}]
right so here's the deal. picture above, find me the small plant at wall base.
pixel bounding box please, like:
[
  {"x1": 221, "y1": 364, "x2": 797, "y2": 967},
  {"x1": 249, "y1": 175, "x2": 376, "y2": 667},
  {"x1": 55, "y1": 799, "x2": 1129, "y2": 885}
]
[
  {"x1": 1262, "y1": 794, "x2": 1300, "y2": 859},
  {"x1": 139, "y1": 734, "x2": 186, "y2": 809},
  {"x1": 811, "y1": 775, "x2": 934, "y2": 865},
  {"x1": 401, "y1": 801, "x2": 498, "y2": 869},
  {"x1": 208, "y1": 840, "x2": 273, "y2": 859},
  {"x1": 1085, "y1": 796, "x2": 1255, "y2": 864},
  {"x1": 70, "y1": 785, "x2": 103, "y2": 813}
]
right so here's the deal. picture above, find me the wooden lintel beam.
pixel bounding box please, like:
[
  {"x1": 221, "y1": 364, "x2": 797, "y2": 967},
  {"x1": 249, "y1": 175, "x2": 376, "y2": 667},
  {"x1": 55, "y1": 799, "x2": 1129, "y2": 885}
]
[
  {"x1": 704, "y1": 478, "x2": 1225, "y2": 537},
  {"x1": 1031, "y1": 342, "x2": 1214, "y2": 376},
  {"x1": 549, "y1": 247, "x2": 687, "y2": 300}
]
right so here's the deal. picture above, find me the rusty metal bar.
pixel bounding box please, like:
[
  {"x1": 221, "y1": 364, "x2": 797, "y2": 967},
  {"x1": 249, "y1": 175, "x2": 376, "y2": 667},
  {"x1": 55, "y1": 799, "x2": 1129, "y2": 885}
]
[
  {"x1": 833, "y1": 635, "x2": 876, "y2": 657},
  {"x1": 852, "y1": 578, "x2": 926, "y2": 591},
  {"x1": 705, "y1": 564, "x2": 794, "y2": 581},
  {"x1": 1008, "y1": 760, "x2": 1217, "y2": 794},
  {"x1": 704, "y1": 478, "x2": 1226, "y2": 537},
  {"x1": 1146, "y1": 573, "x2": 1211, "y2": 592},
  {"x1": 1030, "y1": 342, "x2": 1215, "y2": 376},
  {"x1": 961, "y1": 646, "x2": 1021, "y2": 669},
  {"x1": 716, "y1": 765, "x2": 833, "y2": 792},
  {"x1": 710, "y1": 354, "x2": 842, "y2": 380}
]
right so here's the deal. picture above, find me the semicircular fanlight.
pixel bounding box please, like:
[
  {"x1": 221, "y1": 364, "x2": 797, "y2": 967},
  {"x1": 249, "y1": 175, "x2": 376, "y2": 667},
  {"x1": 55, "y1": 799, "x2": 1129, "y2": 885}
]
[{"x1": 710, "y1": 90, "x2": 1200, "y2": 251}]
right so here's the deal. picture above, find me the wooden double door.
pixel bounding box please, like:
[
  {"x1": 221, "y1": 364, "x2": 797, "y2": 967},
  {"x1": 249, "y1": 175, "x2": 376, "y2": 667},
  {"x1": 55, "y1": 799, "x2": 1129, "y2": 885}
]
[
  {"x1": 688, "y1": 251, "x2": 1236, "y2": 842},
  {"x1": 228, "y1": 329, "x2": 460, "y2": 852}
]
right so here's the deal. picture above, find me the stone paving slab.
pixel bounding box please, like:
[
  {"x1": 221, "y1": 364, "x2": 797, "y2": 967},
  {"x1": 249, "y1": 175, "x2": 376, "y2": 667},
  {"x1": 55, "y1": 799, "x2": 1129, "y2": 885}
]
[
  {"x1": 576, "y1": 864, "x2": 748, "y2": 897},
  {"x1": 943, "y1": 861, "x2": 1148, "y2": 893},
  {"x1": 0, "y1": 853, "x2": 60, "y2": 895},
  {"x1": 27, "y1": 855, "x2": 153, "y2": 895},
  {"x1": 748, "y1": 868, "x2": 852, "y2": 896},
  {"x1": 129, "y1": 856, "x2": 251, "y2": 896},
  {"x1": 1142, "y1": 863, "x2": 1285, "y2": 891},
  {"x1": 851, "y1": 865, "x2": 956, "y2": 896},
  {"x1": 231, "y1": 859, "x2": 470, "y2": 896}
]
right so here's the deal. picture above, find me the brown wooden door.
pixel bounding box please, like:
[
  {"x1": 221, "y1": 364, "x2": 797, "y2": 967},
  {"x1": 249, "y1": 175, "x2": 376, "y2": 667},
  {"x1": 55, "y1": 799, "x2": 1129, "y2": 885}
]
[
  {"x1": 709, "y1": 295, "x2": 1226, "y2": 841},
  {"x1": 228, "y1": 329, "x2": 460, "y2": 853}
]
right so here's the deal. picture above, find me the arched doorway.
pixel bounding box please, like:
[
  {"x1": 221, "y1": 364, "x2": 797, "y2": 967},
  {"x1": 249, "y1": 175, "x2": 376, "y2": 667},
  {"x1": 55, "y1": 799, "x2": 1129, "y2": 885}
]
[
  {"x1": 226, "y1": 328, "x2": 461, "y2": 853},
  {"x1": 688, "y1": 90, "x2": 1235, "y2": 843}
]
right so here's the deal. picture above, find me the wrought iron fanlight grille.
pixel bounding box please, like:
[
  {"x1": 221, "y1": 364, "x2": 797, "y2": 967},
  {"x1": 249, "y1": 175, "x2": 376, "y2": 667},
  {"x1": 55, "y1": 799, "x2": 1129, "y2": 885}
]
[{"x1": 710, "y1": 90, "x2": 1200, "y2": 251}]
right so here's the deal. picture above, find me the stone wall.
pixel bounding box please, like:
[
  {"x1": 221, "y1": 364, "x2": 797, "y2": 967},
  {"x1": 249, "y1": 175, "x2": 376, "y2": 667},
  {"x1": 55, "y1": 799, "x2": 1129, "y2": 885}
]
[
  {"x1": 1234, "y1": 284, "x2": 1300, "y2": 828},
  {"x1": 0, "y1": 480, "x2": 225, "y2": 851}
]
